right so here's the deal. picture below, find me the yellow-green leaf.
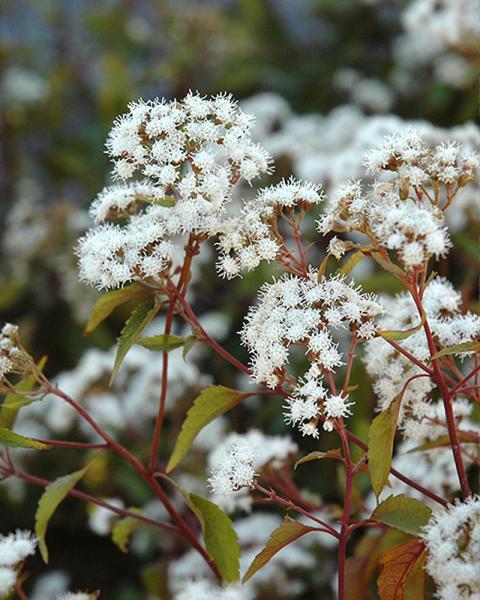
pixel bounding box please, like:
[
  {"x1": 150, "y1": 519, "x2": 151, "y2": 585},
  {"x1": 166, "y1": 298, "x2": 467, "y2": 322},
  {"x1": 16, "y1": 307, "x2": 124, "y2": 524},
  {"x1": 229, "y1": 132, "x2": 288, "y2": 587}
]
[
  {"x1": 340, "y1": 250, "x2": 365, "y2": 276},
  {"x1": 135, "y1": 334, "x2": 186, "y2": 352},
  {"x1": 379, "y1": 313, "x2": 425, "y2": 342},
  {"x1": 370, "y1": 253, "x2": 405, "y2": 279},
  {"x1": 35, "y1": 462, "x2": 95, "y2": 562},
  {"x1": 372, "y1": 495, "x2": 431, "y2": 536},
  {"x1": 111, "y1": 299, "x2": 159, "y2": 383},
  {"x1": 0, "y1": 356, "x2": 47, "y2": 429},
  {"x1": 166, "y1": 386, "x2": 247, "y2": 473},
  {"x1": 368, "y1": 391, "x2": 403, "y2": 497},
  {"x1": 0, "y1": 428, "x2": 51, "y2": 449},
  {"x1": 294, "y1": 448, "x2": 342, "y2": 470},
  {"x1": 111, "y1": 508, "x2": 144, "y2": 553},
  {"x1": 406, "y1": 430, "x2": 479, "y2": 453},
  {"x1": 187, "y1": 493, "x2": 240, "y2": 584},
  {"x1": 84, "y1": 283, "x2": 152, "y2": 335},
  {"x1": 432, "y1": 340, "x2": 480, "y2": 360},
  {"x1": 243, "y1": 518, "x2": 314, "y2": 583}
]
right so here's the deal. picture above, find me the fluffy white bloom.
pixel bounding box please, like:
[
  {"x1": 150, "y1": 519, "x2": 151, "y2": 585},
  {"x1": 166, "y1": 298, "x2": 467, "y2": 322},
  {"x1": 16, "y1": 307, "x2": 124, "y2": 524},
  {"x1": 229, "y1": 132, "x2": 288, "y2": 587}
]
[
  {"x1": 77, "y1": 93, "x2": 272, "y2": 289},
  {"x1": 0, "y1": 531, "x2": 36, "y2": 566},
  {"x1": 241, "y1": 271, "x2": 382, "y2": 436},
  {"x1": 174, "y1": 579, "x2": 251, "y2": 600},
  {"x1": 422, "y1": 496, "x2": 480, "y2": 600},
  {"x1": 207, "y1": 439, "x2": 256, "y2": 498},
  {"x1": 0, "y1": 567, "x2": 16, "y2": 596},
  {"x1": 363, "y1": 277, "x2": 480, "y2": 434},
  {"x1": 88, "y1": 498, "x2": 124, "y2": 536},
  {"x1": 216, "y1": 178, "x2": 323, "y2": 278}
]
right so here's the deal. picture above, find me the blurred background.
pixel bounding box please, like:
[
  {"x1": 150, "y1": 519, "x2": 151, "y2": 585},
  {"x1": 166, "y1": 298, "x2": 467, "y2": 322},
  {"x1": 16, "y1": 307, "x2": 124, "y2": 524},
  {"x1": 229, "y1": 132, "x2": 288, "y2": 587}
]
[{"x1": 0, "y1": 1, "x2": 478, "y2": 598}]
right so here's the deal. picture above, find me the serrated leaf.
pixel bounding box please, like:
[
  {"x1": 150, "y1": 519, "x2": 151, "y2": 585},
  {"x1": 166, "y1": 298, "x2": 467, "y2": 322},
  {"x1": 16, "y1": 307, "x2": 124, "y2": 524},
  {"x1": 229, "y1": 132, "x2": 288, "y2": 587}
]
[
  {"x1": 243, "y1": 518, "x2": 314, "y2": 583},
  {"x1": 0, "y1": 356, "x2": 47, "y2": 429},
  {"x1": 378, "y1": 538, "x2": 425, "y2": 600},
  {"x1": 368, "y1": 391, "x2": 403, "y2": 497},
  {"x1": 0, "y1": 427, "x2": 51, "y2": 449},
  {"x1": 35, "y1": 462, "x2": 95, "y2": 562},
  {"x1": 112, "y1": 508, "x2": 144, "y2": 553},
  {"x1": 135, "y1": 334, "x2": 186, "y2": 352},
  {"x1": 406, "y1": 430, "x2": 479, "y2": 453},
  {"x1": 372, "y1": 495, "x2": 431, "y2": 536},
  {"x1": 166, "y1": 386, "x2": 247, "y2": 473},
  {"x1": 294, "y1": 448, "x2": 342, "y2": 470},
  {"x1": 84, "y1": 283, "x2": 152, "y2": 335},
  {"x1": 187, "y1": 493, "x2": 240, "y2": 583},
  {"x1": 340, "y1": 250, "x2": 365, "y2": 276},
  {"x1": 371, "y1": 253, "x2": 405, "y2": 279},
  {"x1": 111, "y1": 300, "x2": 159, "y2": 383},
  {"x1": 432, "y1": 340, "x2": 480, "y2": 359}
]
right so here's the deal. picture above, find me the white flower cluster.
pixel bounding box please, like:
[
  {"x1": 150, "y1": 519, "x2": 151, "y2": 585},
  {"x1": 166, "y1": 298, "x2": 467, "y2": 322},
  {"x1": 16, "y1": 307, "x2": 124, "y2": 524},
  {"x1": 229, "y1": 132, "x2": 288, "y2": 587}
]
[
  {"x1": 77, "y1": 93, "x2": 272, "y2": 289},
  {"x1": 0, "y1": 323, "x2": 27, "y2": 381},
  {"x1": 0, "y1": 530, "x2": 37, "y2": 596},
  {"x1": 422, "y1": 496, "x2": 480, "y2": 600},
  {"x1": 319, "y1": 131, "x2": 478, "y2": 269},
  {"x1": 216, "y1": 178, "x2": 323, "y2": 278},
  {"x1": 207, "y1": 439, "x2": 256, "y2": 499},
  {"x1": 174, "y1": 580, "x2": 250, "y2": 600},
  {"x1": 207, "y1": 429, "x2": 297, "y2": 512},
  {"x1": 401, "y1": 0, "x2": 479, "y2": 62},
  {"x1": 363, "y1": 277, "x2": 480, "y2": 434},
  {"x1": 241, "y1": 272, "x2": 383, "y2": 437}
]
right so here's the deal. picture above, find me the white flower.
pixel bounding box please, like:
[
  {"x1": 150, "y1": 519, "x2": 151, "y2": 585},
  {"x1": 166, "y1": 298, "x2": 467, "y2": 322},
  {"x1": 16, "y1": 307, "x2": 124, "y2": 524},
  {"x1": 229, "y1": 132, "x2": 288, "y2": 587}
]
[
  {"x1": 0, "y1": 530, "x2": 37, "y2": 568},
  {"x1": 0, "y1": 567, "x2": 16, "y2": 596},
  {"x1": 77, "y1": 93, "x2": 272, "y2": 290},
  {"x1": 422, "y1": 496, "x2": 480, "y2": 600},
  {"x1": 208, "y1": 439, "x2": 256, "y2": 497},
  {"x1": 324, "y1": 394, "x2": 353, "y2": 419}
]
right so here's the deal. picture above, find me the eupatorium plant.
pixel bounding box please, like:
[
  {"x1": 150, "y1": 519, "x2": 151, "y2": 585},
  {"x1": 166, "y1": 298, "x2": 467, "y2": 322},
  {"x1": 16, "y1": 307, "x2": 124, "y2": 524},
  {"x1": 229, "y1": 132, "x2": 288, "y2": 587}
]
[{"x1": 0, "y1": 93, "x2": 479, "y2": 599}]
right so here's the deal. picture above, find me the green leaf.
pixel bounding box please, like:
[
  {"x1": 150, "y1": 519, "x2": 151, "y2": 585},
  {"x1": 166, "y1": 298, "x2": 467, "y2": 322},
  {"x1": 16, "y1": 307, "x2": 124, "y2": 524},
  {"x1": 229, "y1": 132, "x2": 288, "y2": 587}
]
[
  {"x1": 0, "y1": 428, "x2": 51, "y2": 449},
  {"x1": 35, "y1": 462, "x2": 95, "y2": 562},
  {"x1": 0, "y1": 356, "x2": 47, "y2": 429},
  {"x1": 340, "y1": 250, "x2": 365, "y2": 276},
  {"x1": 182, "y1": 335, "x2": 197, "y2": 360},
  {"x1": 111, "y1": 508, "x2": 144, "y2": 553},
  {"x1": 294, "y1": 448, "x2": 342, "y2": 470},
  {"x1": 139, "y1": 195, "x2": 175, "y2": 207},
  {"x1": 136, "y1": 334, "x2": 186, "y2": 352},
  {"x1": 317, "y1": 253, "x2": 331, "y2": 281},
  {"x1": 187, "y1": 493, "x2": 240, "y2": 584},
  {"x1": 370, "y1": 253, "x2": 405, "y2": 279},
  {"x1": 243, "y1": 518, "x2": 314, "y2": 583},
  {"x1": 432, "y1": 340, "x2": 480, "y2": 360},
  {"x1": 368, "y1": 391, "x2": 403, "y2": 497},
  {"x1": 166, "y1": 386, "x2": 247, "y2": 473},
  {"x1": 84, "y1": 283, "x2": 152, "y2": 335},
  {"x1": 379, "y1": 313, "x2": 425, "y2": 341},
  {"x1": 111, "y1": 300, "x2": 159, "y2": 383},
  {"x1": 372, "y1": 495, "x2": 432, "y2": 536}
]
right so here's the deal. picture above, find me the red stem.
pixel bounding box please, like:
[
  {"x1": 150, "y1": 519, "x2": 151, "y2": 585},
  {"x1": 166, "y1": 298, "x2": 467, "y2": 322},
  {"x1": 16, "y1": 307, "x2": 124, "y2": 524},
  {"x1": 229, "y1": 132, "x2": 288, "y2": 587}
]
[{"x1": 337, "y1": 422, "x2": 353, "y2": 600}]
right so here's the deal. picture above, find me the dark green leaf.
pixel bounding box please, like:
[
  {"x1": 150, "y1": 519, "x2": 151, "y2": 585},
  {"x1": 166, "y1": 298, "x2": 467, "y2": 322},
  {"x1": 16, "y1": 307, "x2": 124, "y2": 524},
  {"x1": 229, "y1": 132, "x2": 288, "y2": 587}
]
[
  {"x1": 111, "y1": 300, "x2": 159, "y2": 383},
  {"x1": 432, "y1": 340, "x2": 480, "y2": 360},
  {"x1": 136, "y1": 334, "x2": 186, "y2": 352}
]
